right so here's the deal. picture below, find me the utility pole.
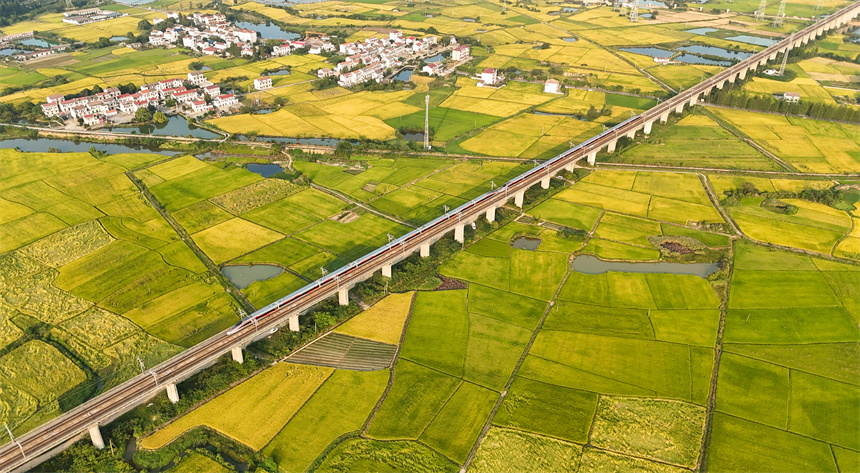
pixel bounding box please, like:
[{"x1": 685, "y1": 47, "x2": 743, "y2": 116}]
[
  {"x1": 754, "y1": 0, "x2": 767, "y2": 21},
  {"x1": 773, "y1": 0, "x2": 786, "y2": 27},
  {"x1": 777, "y1": 33, "x2": 792, "y2": 75},
  {"x1": 424, "y1": 94, "x2": 431, "y2": 150}
]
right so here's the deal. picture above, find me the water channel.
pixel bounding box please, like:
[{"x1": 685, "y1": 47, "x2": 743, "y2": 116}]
[
  {"x1": 0, "y1": 137, "x2": 177, "y2": 155},
  {"x1": 109, "y1": 115, "x2": 221, "y2": 139},
  {"x1": 424, "y1": 53, "x2": 445, "y2": 63},
  {"x1": 724, "y1": 34, "x2": 777, "y2": 47},
  {"x1": 571, "y1": 255, "x2": 718, "y2": 278},
  {"x1": 562, "y1": 37, "x2": 578, "y2": 42},
  {"x1": 221, "y1": 264, "x2": 284, "y2": 289},
  {"x1": 393, "y1": 68, "x2": 414, "y2": 81},
  {"x1": 685, "y1": 27, "x2": 719, "y2": 35},
  {"x1": 678, "y1": 45, "x2": 751, "y2": 60}
]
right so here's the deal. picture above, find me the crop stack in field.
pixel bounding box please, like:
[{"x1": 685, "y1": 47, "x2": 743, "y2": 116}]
[{"x1": 286, "y1": 332, "x2": 396, "y2": 371}]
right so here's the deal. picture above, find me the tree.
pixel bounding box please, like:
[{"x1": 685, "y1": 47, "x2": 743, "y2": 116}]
[
  {"x1": 95, "y1": 37, "x2": 112, "y2": 48},
  {"x1": 153, "y1": 111, "x2": 168, "y2": 124},
  {"x1": 138, "y1": 19, "x2": 152, "y2": 30},
  {"x1": 228, "y1": 43, "x2": 241, "y2": 57},
  {"x1": 313, "y1": 312, "x2": 336, "y2": 330},
  {"x1": 135, "y1": 108, "x2": 152, "y2": 122},
  {"x1": 189, "y1": 60, "x2": 205, "y2": 71}
]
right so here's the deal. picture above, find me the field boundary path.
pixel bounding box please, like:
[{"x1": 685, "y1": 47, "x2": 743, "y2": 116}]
[{"x1": 2, "y1": 4, "x2": 858, "y2": 471}]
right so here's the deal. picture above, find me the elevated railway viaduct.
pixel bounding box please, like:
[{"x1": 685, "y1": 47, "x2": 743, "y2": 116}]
[{"x1": 2, "y1": 3, "x2": 859, "y2": 471}]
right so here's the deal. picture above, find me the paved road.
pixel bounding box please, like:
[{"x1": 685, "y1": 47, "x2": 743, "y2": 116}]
[{"x1": 1, "y1": 3, "x2": 858, "y2": 471}]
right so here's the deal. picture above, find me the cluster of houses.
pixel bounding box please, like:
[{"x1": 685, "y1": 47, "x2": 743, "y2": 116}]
[
  {"x1": 62, "y1": 8, "x2": 123, "y2": 26},
  {"x1": 271, "y1": 37, "x2": 337, "y2": 57},
  {"x1": 40, "y1": 71, "x2": 240, "y2": 126},
  {"x1": 313, "y1": 31, "x2": 450, "y2": 88},
  {"x1": 149, "y1": 12, "x2": 258, "y2": 57},
  {"x1": 421, "y1": 44, "x2": 470, "y2": 76}
]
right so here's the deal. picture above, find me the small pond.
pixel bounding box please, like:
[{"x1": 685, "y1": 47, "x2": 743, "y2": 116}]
[
  {"x1": 110, "y1": 36, "x2": 129, "y2": 42},
  {"x1": 235, "y1": 21, "x2": 300, "y2": 40},
  {"x1": 0, "y1": 48, "x2": 22, "y2": 56},
  {"x1": 0, "y1": 138, "x2": 176, "y2": 155},
  {"x1": 640, "y1": 13, "x2": 653, "y2": 19},
  {"x1": 620, "y1": 47, "x2": 674, "y2": 58},
  {"x1": 685, "y1": 27, "x2": 718, "y2": 35},
  {"x1": 253, "y1": 109, "x2": 274, "y2": 114},
  {"x1": 424, "y1": 53, "x2": 445, "y2": 63},
  {"x1": 393, "y1": 68, "x2": 414, "y2": 81},
  {"x1": 269, "y1": 69, "x2": 291, "y2": 76},
  {"x1": 725, "y1": 34, "x2": 777, "y2": 47},
  {"x1": 222, "y1": 264, "x2": 283, "y2": 290},
  {"x1": 199, "y1": 65, "x2": 212, "y2": 71},
  {"x1": 562, "y1": 37, "x2": 578, "y2": 42},
  {"x1": 563, "y1": 6, "x2": 578, "y2": 12},
  {"x1": 110, "y1": 115, "x2": 220, "y2": 139},
  {"x1": 512, "y1": 236, "x2": 542, "y2": 251},
  {"x1": 571, "y1": 255, "x2": 718, "y2": 278},
  {"x1": 462, "y1": 18, "x2": 477, "y2": 22},
  {"x1": 679, "y1": 45, "x2": 751, "y2": 60},
  {"x1": 246, "y1": 163, "x2": 284, "y2": 177},
  {"x1": 636, "y1": 0, "x2": 667, "y2": 6}
]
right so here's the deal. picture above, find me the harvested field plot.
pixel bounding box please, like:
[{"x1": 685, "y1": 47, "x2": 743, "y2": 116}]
[
  {"x1": 472, "y1": 427, "x2": 582, "y2": 473},
  {"x1": 590, "y1": 396, "x2": 705, "y2": 468},
  {"x1": 336, "y1": 291, "x2": 413, "y2": 344},
  {"x1": 192, "y1": 218, "x2": 284, "y2": 264},
  {"x1": 317, "y1": 438, "x2": 457, "y2": 473},
  {"x1": 286, "y1": 332, "x2": 397, "y2": 371}
]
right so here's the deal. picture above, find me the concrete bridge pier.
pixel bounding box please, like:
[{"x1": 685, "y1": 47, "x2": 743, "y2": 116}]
[
  {"x1": 289, "y1": 315, "x2": 300, "y2": 332},
  {"x1": 607, "y1": 139, "x2": 618, "y2": 153},
  {"x1": 626, "y1": 129, "x2": 636, "y2": 140},
  {"x1": 643, "y1": 120, "x2": 653, "y2": 135},
  {"x1": 738, "y1": 68, "x2": 746, "y2": 81},
  {"x1": 514, "y1": 190, "x2": 525, "y2": 208},
  {"x1": 586, "y1": 150, "x2": 598, "y2": 165},
  {"x1": 769, "y1": 51, "x2": 778, "y2": 61},
  {"x1": 454, "y1": 223, "x2": 465, "y2": 243},
  {"x1": 231, "y1": 346, "x2": 243, "y2": 364},
  {"x1": 486, "y1": 205, "x2": 496, "y2": 223},
  {"x1": 564, "y1": 162, "x2": 575, "y2": 172},
  {"x1": 540, "y1": 176, "x2": 551, "y2": 189},
  {"x1": 382, "y1": 263, "x2": 392, "y2": 278},
  {"x1": 338, "y1": 286, "x2": 349, "y2": 306},
  {"x1": 759, "y1": 57, "x2": 768, "y2": 68},
  {"x1": 420, "y1": 242, "x2": 430, "y2": 258},
  {"x1": 89, "y1": 425, "x2": 105, "y2": 450},
  {"x1": 659, "y1": 111, "x2": 669, "y2": 124},
  {"x1": 674, "y1": 102, "x2": 684, "y2": 114},
  {"x1": 688, "y1": 94, "x2": 698, "y2": 107},
  {"x1": 727, "y1": 74, "x2": 736, "y2": 84},
  {"x1": 166, "y1": 383, "x2": 179, "y2": 404},
  {"x1": 715, "y1": 80, "x2": 725, "y2": 90}
]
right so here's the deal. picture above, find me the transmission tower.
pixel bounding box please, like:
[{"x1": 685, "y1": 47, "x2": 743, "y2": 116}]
[
  {"x1": 773, "y1": 0, "x2": 786, "y2": 27},
  {"x1": 777, "y1": 33, "x2": 792, "y2": 75},
  {"x1": 66, "y1": 0, "x2": 74, "y2": 8},
  {"x1": 629, "y1": 1, "x2": 639, "y2": 23},
  {"x1": 814, "y1": 0, "x2": 822, "y2": 10},
  {"x1": 754, "y1": 0, "x2": 767, "y2": 21},
  {"x1": 423, "y1": 94, "x2": 431, "y2": 150}
]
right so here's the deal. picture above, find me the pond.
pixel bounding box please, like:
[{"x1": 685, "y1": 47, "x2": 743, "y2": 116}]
[
  {"x1": 234, "y1": 21, "x2": 300, "y2": 40},
  {"x1": 724, "y1": 34, "x2": 777, "y2": 47},
  {"x1": 246, "y1": 163, "x2": 284, "y2": 177},
  {"x1": 679, "y1": 45, "x2": 751, "y2": 60},
  {"x1": 0, "y1": 138, "x2": 176, "y2": 155},
  {"x1": 511, "y1": 236, "x2": 542, "y2": 251},
  {"x1": 393, "y1": 68, "x2": 413, "y2": 81},
  {"x1": 424, "y1": 53, "x2": 445, "y2": 63},
  {"x1": 571, "y1": 255, "x2": 718, "y2": 278},
  {"x1": 221, "y1": 264, "x2": 283, "y2": 290},
  {"x1": 562, "y1": 37, "x2": 578, "y2": 42},
  {"x1": 676, "y1": 53, "x2": 731, "y2": 66},
  {"x1": 620, "y1": 47, "x2": 674, "y2": 58},
  {"x1": 110, "y1": 36, "x2": 129, "y2": 42},
  {"x1": 269, "y1": 69, "x2": 291, "y2": 76},
  {"x1": 0, "y1": 48, "x2": 22, "y2": 56},
  {"x1": 19, "y1": 38, "x2": 55, "y2": 48},
  {"x1": 110, "y1": 115, "x2": 220, "y2": 139},
  {"x1": 685, "y1": 27, "x2": 718, "y2": 35},
  {"x1": 462, "y1": 17, "x2": 477, "y2": 22},
  {"x1": 636, "y1": 0, "x2": 667, "y2": 6},
  {"x1": 562, "y1": 6, "x2": 578, "y2": 12}
]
